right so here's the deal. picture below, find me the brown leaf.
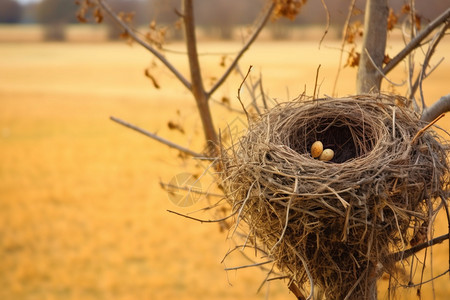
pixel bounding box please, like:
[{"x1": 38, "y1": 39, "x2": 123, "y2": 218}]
[
  {"x1": 167, "y1": 121, "x2": 185, "y2": 134},
  {"x1": 76, "y1": 11, "x2": 88, "y2": 23},
  {"x1": 221, "y1": 96, "x2": 230, "y2": 106},
  {"x1": 401, "y1": 4, "x2": 410, "y2": 14},
  {"x1": 387, "y1": 8, "x2": 398, "y2": 31},
  {"x1": 144, "y1": 69, "x2": 161, "y2": 89},
  {"x1": 94, "y1": 8, "x2": 103, "y2": 23},
  {"x1": 273, "y1": 0, "x2": 307, "y2": 21},
  {"x1": 383, "y1": 54, "x2": 391, "y2": 65},
  {"x1": 344, "y1": 48, "x2": 360, "y2": 68},
  {"x1": 414, "y1": 13, "x2": 422, "y2": 31},
  {"x1": 150, "y1": 20, "x2": 156, "y2": 30}
]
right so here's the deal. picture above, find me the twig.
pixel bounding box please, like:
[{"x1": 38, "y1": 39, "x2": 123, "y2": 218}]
[
  {"x1": 390, "y1": 233, "x2": 449, "y2": 262},
  {"x1": 287, "y1": 243, "x2": 314, "y2": 300},
  {"x1": 318, "y1": 0, "x2": 330, "y2": 49},
  {"x1": 96, "y1": 0, "x2": 191, "y2": 90},
  {"x1": 400, "y1": 269, "x2": 450, "y2": 288},
  {"x1": 224, "y1": 260, "x2": 273, "y2": 271},
  {"x1": 383, "y1": 8, "x2": 450, "y2": 75},
  {"x1": 167, "y1": 209, "x2": 237, "y2": 223},
  {"x1": 409, "y1": 22, "x2": 449, "y2": 104},
  {"x1": 411, "y1": 112, "x2": 445, "y2": 144},
  {"x1": 313, "y1": 64, "x2": 321, "y2": 99},
  {"x1": 110, "y1": 116, "x2": 204, "y2": 158},
  {"x1": 159, "y1": 182, "x2": 223, "y2": 198},
  {"x1": 237, "y1": 65, "x2": 253, "y2": 121},
  {"x1": 363, "y1": 48, "x2": 406, "y2": 87},
  {"x1": 207, "y1": 3, "x2": 275, "y2": 97}
]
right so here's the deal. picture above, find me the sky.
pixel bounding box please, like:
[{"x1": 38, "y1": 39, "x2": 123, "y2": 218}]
[{"x1": 16, "y1": 0, "x2": 41, "y2": 4}]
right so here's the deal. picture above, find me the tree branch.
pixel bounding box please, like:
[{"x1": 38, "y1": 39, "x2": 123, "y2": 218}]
[
  {"x1": 96, "y1": 0, "x2": 192, "y2": 90},
  {"x1": 207, "y1": 3, "x2": 275, "y2": 98},
  {"x1": 421, "y1": 94, "x2": 450, "y2": 122},
  {"x1": 390, "y1": 233, "x2": 449, "y2": 262},
  {"x1": 383, "y1": 8, "x2": 450, "y2": 75},
  {"x1": 110, "y1": 116, "x2": 204, "y2": 158},
  {"x1": 409, "y1": 22, "x2": 449, "y2": 103},
  {"x1": 182, "y1": 0, "x2": 218, "y2": 150}
]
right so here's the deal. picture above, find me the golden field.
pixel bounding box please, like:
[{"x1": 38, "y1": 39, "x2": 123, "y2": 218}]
[{"x1": 1, "y1": 29, "x2": 450, "y2": 299}]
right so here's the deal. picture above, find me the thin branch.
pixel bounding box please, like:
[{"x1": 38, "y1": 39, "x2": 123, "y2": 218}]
[
  {"x1": 363, "y1": 48, "x2": 406, "y2": 87},
  {"x1": 313, "y1": 64, "x2": 321, "y2": 99},
  {"x1": 224, "y1": 260, "x2": 273, "y2": 271},
  {"x1": 390, "y1": 233, "x2": 449, "y2": 262},
  {"x1": 160, "y1": 182, "x2": 223, "y2": 198},
  {"x1": 207, "y1": 3, "x2": 275, "y2": 98},
  {"x1": 318, "y1": 0, "x2": 330, "y2": 49},
  {"x1": 237, "y1": 65, "x2": 253, "y2": 121},
  {"x1": 411, "y1": 113, "x2": 445, "y2": 144},
  {"x1": 409, "y1": 22, "x2": 449, "y2": 102},
  {"x1": 383, "y1": 8, "x2": 450, "y2": 75},
  {"x1": 167, "y1": 209, "x2": 237, "y2": 223},
  {"x1": 110, "y1": 116, "x2": 204, "y2": 158},
  {"x1": 96, "y1": 0, "x2": 191, "y2": 90}
]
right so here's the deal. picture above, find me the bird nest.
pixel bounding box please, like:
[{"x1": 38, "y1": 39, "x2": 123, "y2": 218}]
[{"x1": 219, "y1": 94, "x2": 448, "y2": 299}]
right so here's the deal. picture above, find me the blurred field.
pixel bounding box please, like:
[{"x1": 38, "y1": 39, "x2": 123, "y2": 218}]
[{"x1": 1, "y1": 32, "x2": 450, "y2": 300}]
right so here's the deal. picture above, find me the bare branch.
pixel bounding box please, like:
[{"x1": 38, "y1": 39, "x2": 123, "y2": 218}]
[
  {"x1": 182, "y1": 0, "x2": 218, "y2": 149},
  {"x1": 409, "y1": 22, "x2": 449, "y2": 102},
  {"x1": 383, "y1": 8, "x2": 450, "y2": 75},
  {"x1": 224, "y1": 260, "x2": 273, "y2": 271},
  {"x1": 363, "y1": 48, "x2": 405, "y2": 87},
  {"x1": 390, "y1": 233, "x2": 449, "y2": 262},
  {"x1": 318, "y1": 0, "x2": 330, "y2": 49},
  {"x1": 411, "y1": 113, "x2": 445, "y2": 144},
  {"x1": 421, "y1": 94, "x2": 450, "y2": 123},
  {"x1": 207, "y1": 3, "x2": 275, "y2": 98},
  {"x1": 167, "y1": 209, "x2": 237, "y2": 224},
  {"x1": 96, "y1": 0, "x2": 191, "y2": 90},
  {"x1": 110, "y1": 116, "x2": 204, "y2": 158}
]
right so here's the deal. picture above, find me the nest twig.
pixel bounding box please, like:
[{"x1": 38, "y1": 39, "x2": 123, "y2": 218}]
[{"x1": 220, "y1": 94, "x2": 449, "y2": 299}]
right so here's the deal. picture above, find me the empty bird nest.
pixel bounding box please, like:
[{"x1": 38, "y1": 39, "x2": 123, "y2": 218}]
[{"x1": 219, "y1": 94, "x2": 449, "y2": 299}]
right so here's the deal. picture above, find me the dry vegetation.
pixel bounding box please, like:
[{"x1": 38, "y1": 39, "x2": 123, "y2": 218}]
[{"x1": 0, "y1": 27, "x2": 449, "y2": 299}]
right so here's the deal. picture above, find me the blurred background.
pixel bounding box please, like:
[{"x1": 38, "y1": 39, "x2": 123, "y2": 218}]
[{"x1": 1, "y1": 0, "x2": 449, "y2": 299}]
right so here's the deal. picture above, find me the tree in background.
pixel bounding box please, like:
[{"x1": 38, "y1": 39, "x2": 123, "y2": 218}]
[
  {"x1": 0, "y1": 0, "x2": 22, "y2": 23},
  {"x1": 36, "y1": 0, "x2": 78, "y2": 40}
]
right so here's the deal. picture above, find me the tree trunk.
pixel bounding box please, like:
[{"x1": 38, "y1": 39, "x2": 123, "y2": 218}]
[
  {"x1": 356, "y1": 0, "x2": 388, "y2": 94},
  {"x1": 183, "y1": 0, "x2": 218, "y2": 154}
]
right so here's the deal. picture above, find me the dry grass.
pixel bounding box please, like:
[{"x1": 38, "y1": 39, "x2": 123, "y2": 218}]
[{"x1": 0, "y1": 34, "x2": 449, "y2": 299}]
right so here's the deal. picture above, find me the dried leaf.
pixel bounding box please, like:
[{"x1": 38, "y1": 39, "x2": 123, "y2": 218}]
[
  {"x1": 401, "y1": 4, "x2": 410, "y2": 14},
  {"x1": 387, "y1": 8, "x2": 398, "y2": 31},
  {"x1": 221, "y1": 96, "x2": 230, "y2": 106},
  {"x1": 144, "y1": 69, "x2": 161, "y2": 89},
  {"x1": 76, "y1": 11, "x2": 88, "y2": 23},
  {"x1": 414, "y1": 14, "x2": 421, "y2": 31},
  {"x1": 125, "y1": 12, "x2": 135, "y2": 23},
  {"x1": 119, "y1": 31, "x2": 130, "y2": 40},
  {"x1": 167, "y1": 121, "x2": 185, "y2": 134},
  {"x1": 94, "y1": 8, "x2": 103, "y2": 23},
  {"x1": 344, "y1": 47, "x2": 360, "y2": 68},
  {"x1": 220, "y1": 55, "x2": 227, "y2": 67},
  {"x1": 273, "y1": 0, "x2": 307, "y2": 20}
]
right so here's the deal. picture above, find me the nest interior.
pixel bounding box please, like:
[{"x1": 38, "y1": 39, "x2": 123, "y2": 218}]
[{"x1": 220, "y1": 94, "x2": 448, "y2": 299}]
